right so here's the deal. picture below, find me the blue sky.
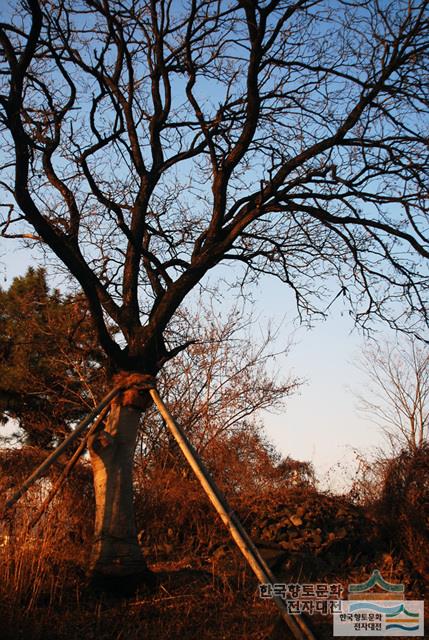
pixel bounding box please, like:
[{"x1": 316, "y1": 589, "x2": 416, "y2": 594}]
[{"x1": 247, "y1": 274, "x2": 388, "y2": 490}]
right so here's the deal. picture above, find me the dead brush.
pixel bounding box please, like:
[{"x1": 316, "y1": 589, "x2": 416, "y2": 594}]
[
  {"x1": 0, "y1": 447, "x2": 93, "y2": 628},
  {"x1": 1, "y1": 505, "x2": 59, "y2": 613},
  {"x1": 135, "y1": 465, "x2": 228, "y2": 561},
  {"x1": 378, "y1": 444, "x2": 429, "y2": 581}
]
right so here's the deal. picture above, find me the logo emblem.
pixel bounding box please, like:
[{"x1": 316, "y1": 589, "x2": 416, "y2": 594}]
[{"x1": 333, "y1": 570, "x2": 424, "y2": 636}]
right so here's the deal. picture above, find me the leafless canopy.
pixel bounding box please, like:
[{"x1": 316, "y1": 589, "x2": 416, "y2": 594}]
[
  {"x1": 356, "y1": 338, "x2": 429, "y2": 453},
  {"x1": 1, "y1": 0, "x2": 428, "y2": 373}
]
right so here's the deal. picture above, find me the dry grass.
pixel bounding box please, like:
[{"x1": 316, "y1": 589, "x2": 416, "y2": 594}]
[
  {"x1": 377, "y1": 444, "x2": 429, "y2": 581},
  {"x1": 0, "y1": 446, "x2": 427, "y2": 639},
  {"x1": 0, "y1": 534, "x2": 289, "y2": 640}
]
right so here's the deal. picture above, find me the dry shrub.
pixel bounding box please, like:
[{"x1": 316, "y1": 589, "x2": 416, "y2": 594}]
[
  {"x1": 134, "y1": 460, "x2": 319, "y2": 571},
  {"x1": 133, "y1": 421, "x2": 316, "y2": 564},
  {"x1": 0, "y1": 447, "x2": 93, "y2": 621},
  {"x1": 378, "y1": 444, "x2": 429, "y2": 579},
  {"x1": 348, "y1": 453, "x2": 391, "y2": 506},
  {"x1": 135, "y1": 465, "x2": 231, "y2": 560}
]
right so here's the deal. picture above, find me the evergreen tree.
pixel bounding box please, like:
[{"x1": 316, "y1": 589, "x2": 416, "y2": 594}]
[{"x1": 0, "y1": 268, "x2": 107, "y2": 448}]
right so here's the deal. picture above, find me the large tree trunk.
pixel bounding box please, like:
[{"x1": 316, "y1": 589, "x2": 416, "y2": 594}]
[{"x1": 88, "y1": 392, "x2": 153, "y2": 593}]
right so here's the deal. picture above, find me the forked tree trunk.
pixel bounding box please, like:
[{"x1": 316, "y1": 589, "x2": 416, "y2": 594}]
[{"x1": 88, "y1": 394, "x2": 153, "y2": 593}]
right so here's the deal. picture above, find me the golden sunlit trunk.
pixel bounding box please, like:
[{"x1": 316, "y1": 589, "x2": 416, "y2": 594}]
[{"x1": 88, "y1": 400, "x2": 151, "y2": 592}]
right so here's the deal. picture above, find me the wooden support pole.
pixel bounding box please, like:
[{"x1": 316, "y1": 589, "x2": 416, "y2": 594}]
[
  {"x1": 149, "y1": 388, "x2": 317, "y2": 640},
  {"x1": 28, "y1": 404, "x2": 111, "y2": 529},
  {"x1": 4, "y1": 384, "x2": 123, "y2": 512}
]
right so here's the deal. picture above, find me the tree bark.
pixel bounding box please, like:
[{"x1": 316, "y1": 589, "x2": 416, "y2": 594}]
[{"x1": 88, "y1": 394, "x2": 153, "y2": 593}]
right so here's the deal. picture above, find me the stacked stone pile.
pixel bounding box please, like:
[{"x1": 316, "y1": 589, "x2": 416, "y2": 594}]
[{"x1": 244, "y1": 490, "x2": 373, "y2": 564}]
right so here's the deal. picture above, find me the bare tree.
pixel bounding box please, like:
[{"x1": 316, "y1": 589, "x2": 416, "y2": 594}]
[
  {"x1": 136, "y1": 303, "x2": 300, "y2": 492},
  {"x1": 356, "y1": 338, "x2": 429, "y2": 453},
  {"x1": 0, "y1": 0, "x2": 428, "y2": 588}
]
